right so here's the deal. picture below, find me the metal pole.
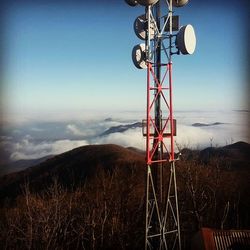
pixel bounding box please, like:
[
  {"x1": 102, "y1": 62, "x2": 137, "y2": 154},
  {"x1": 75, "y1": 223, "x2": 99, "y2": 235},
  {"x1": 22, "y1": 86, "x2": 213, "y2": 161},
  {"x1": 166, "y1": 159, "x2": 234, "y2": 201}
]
[
  {"x1": 151, "y1": 3, "x2": 162, "y2": 248},
  {"x1": 154, "y1": 0, "x2": 162, "y2": 209},
  {"x1": 168, "y1": 1, "x2": 181, "y2": 248}
]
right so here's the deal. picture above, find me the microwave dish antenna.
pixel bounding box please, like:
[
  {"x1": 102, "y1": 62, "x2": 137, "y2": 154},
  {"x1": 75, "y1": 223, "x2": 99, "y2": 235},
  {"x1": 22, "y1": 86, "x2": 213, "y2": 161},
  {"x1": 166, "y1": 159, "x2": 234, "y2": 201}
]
[
  {"x1": 172, "y1": 0, "x2": 189, "y2": 7},
  {"x1": 134, "y1": 14, "x2": 155, "y2": 40},
  {"x1": 137, "y1": 0, "x2": 159, "y2": 6},
  {"x1": 125, "y1": 0, "x2": 138, "y2": 6},
  {"x1": 132, "y1": 43, "x2": 147, "y2": 69},
  {"x1": 176, "y1": 24, "x2": 196, "y2": 54}
]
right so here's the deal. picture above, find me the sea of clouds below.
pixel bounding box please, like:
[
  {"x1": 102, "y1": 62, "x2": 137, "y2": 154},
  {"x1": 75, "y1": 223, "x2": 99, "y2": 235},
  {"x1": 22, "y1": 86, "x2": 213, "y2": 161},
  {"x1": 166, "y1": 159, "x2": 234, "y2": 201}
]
[{"x1": 0, "y1": 110, "x2": 249, "y2": 161}]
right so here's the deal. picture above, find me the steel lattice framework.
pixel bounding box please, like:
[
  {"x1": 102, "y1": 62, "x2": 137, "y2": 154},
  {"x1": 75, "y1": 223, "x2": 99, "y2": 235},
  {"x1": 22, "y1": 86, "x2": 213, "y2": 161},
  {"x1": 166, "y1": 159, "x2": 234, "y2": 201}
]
[
  {"x1": 125, "y1": 0, "x2": 196, "y2": 249},
  {"x1": 144, "y1": 2, "x2": 181, "y2": 249},
  {"x1": 145, "y1": 62, "x2": 181, "y2": 249}
]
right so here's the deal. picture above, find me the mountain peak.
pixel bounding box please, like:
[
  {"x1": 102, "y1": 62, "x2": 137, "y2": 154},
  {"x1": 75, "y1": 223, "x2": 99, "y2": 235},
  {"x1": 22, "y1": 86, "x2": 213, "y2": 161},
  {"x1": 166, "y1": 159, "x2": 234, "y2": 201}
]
[{"x1": 0, "y1": 144, "x2": 145, "y2": 201}]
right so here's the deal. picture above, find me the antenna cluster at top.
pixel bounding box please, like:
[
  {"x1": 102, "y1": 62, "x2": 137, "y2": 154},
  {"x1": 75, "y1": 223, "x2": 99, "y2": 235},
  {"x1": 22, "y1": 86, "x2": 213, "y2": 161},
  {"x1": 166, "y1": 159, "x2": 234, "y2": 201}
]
[
  {"x1": 125, "y1": 0, "x2": 196, "y2": 69},
  {"x1": 125, "y1": 0, "x2": 189, "y2": 7}
]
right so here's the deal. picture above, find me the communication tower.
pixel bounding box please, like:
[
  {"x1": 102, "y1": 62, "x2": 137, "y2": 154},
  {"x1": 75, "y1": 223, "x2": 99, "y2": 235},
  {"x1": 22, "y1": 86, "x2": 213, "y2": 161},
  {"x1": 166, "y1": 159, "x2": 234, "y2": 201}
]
[{"x1": 125, "y1": 0, "x2": 196, "y2": 249}]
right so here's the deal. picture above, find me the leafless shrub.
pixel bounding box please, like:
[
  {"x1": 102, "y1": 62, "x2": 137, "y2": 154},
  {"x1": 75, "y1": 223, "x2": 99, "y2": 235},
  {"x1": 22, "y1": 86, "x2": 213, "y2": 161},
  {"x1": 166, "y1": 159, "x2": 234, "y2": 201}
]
[
  {"x1": 0, "y1": 153, "x2": 249, "y2": 249},
  {"x1": 0, "y1": 164, "x2": 145, "y2": 249}
]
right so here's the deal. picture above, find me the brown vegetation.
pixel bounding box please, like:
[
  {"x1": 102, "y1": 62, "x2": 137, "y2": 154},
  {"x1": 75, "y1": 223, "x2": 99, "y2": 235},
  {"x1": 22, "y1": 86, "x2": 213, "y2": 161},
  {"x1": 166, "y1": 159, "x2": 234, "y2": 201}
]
[
  {"x1": 0, "y1": 143, "x2": 249, "y2": 249},
  {"x1": 0, "y1": 166, "x2": 145, "y2": 249},
  {"x1": 177, "y1": 157, "x2": 250, "y2": 249}
]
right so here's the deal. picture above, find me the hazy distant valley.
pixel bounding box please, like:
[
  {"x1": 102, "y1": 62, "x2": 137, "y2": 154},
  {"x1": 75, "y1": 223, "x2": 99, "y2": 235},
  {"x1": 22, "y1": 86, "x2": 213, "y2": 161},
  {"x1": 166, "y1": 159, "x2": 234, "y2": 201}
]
[{"x1": 1, "y1": 110, "x2": 248, "y2": 175}]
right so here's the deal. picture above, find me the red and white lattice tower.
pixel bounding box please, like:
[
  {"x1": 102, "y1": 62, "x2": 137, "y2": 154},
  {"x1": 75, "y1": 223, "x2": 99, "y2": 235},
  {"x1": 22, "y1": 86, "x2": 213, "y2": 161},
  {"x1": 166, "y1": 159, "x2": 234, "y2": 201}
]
[{"x1": 126, "y1": 0, "x2": 196, "y2": 249}]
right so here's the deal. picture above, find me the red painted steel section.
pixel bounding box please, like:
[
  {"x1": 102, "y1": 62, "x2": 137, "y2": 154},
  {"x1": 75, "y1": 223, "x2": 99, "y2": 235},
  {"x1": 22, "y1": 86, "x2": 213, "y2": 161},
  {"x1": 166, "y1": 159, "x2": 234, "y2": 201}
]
[
  {"x1": 169, "y1": 62, "x2": 174, "y2": 161},
  {"x1": 146, "y1": 63, "x2": 151, "y2": 164},
  {"x1": 146, "y1": 62, "x2": 175, "y2": 165}
]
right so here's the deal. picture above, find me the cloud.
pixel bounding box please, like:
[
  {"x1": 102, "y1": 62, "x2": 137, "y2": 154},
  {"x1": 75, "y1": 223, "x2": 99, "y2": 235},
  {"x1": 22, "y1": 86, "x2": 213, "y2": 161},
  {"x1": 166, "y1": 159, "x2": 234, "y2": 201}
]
[
  {"x1": 93, "y1": 128, "x2": 145, "y2": 150},
  {"x1": 66, "y1": 124, "x2": 86, "y2": 136},
  {"x1": 65, "y1": 119, "x2": 137, "y2": 139},
  {"x1": 30, "y1": 127, "x2": 44, "y2": 132},
  {"x1": 176, "y1": 121, "x2": 249, "y2": 149},
  {"x1": 1, "y1": 110, "x2": 248, "y2": 161},
  {"x1": 95, "y1": 121, "x2": 248, "y2": 152},
  {"x1": 10, "y1": 138, "x2": 88, "y2": 161},
  {"x1": 175, "y1": 124, "x2": 214, "y2": 149}
]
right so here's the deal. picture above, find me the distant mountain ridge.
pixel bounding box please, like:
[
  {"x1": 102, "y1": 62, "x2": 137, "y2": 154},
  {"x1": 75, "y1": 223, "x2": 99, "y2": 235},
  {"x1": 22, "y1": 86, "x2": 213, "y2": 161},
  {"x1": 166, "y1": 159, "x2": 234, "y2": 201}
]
[
  {"x1": 0, "y1": 155, "x2": 54, "y2": 176},
  {"x1": 192, "y1": 122, "x2": 225, "y2": 127},
  {"x1": 199, "y1": 141, "x2": 250, "y2": 169},
  {"x1": 0, "y1": 141, "x2": 249, "y2": 202},
  {"x1": 0, "y1": 144, "x2": 145, "y2": 201},
  {"x1": 101, "y1": 122, "x2": 142, "y2": 136}
]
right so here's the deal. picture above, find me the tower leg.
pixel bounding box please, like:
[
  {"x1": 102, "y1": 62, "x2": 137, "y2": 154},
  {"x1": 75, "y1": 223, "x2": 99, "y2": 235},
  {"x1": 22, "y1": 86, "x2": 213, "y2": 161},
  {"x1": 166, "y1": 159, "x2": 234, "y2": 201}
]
[
  {"x1": 145, "y1": 161, "x2": 181, "y2": 250},
  {"x1": 144, "y1": 62, "x2": 181, "y2": 249}
]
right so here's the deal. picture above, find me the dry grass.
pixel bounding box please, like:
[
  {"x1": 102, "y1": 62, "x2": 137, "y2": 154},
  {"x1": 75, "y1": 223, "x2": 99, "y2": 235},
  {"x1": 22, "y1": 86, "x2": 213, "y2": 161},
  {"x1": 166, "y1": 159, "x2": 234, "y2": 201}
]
[{"x1": 0, "y1": 155, "x2": 249, "y2": 249}]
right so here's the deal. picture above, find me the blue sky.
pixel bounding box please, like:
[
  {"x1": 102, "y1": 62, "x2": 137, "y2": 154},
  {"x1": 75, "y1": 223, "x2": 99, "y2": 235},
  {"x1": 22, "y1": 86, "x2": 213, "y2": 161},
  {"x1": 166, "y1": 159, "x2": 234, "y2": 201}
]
[
  {"x1": 0, "y1": 1, "x2": 249, "y2": 165},
  {"x1": 1, "y1": 0, "x2": 249, "y2": 123}
]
